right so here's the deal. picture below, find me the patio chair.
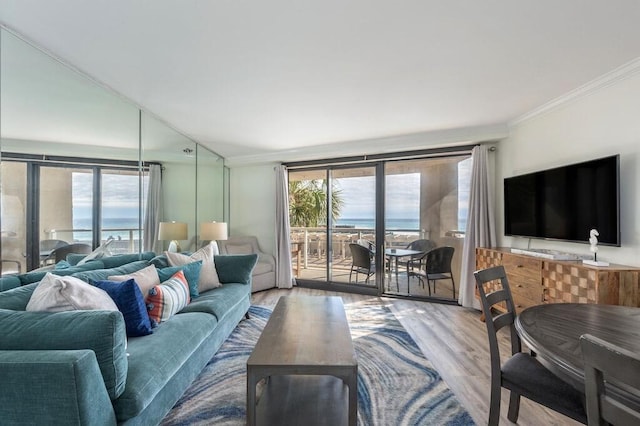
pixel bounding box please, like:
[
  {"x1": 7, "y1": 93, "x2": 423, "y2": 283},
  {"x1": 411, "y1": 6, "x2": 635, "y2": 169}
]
[
  {"x1": 407, "y1": 246, "x2": 455, "y2": 298},
  {"x1": 43, "y1": 243, "x2": 92, "y2": 264},
  {"x1": 348, "y1": 243, "x2": 375, "y2": 284},
  {"x1": 474, "y1": 266, "x2": 587, "y2": 425}
]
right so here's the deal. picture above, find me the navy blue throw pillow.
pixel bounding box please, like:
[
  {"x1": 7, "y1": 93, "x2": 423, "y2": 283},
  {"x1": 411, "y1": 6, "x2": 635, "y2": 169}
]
[{"x1": 94, "y1": 278, "x2": 153, "y2": 337}]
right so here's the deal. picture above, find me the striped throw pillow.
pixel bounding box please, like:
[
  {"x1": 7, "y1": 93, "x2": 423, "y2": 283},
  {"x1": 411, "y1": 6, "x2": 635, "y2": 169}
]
[{"x1": 146, "y1": 270, "x2": 190, "y2": 326}]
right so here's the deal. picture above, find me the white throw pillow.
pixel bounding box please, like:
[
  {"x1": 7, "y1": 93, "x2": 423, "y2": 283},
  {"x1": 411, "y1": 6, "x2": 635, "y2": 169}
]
[
  {"x1": 165, "y1": 244, "x2": 221, "y2": 291},
  {"x1": 26, "y1": 273, "x2": 118, "y2": 312},
  {"x1": 108, "y1": 264, "x2": 161, "y2": 299}
]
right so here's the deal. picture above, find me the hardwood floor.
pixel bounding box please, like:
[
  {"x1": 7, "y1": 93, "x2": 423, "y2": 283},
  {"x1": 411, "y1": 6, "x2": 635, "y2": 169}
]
[{"x1": 252, "y1": 287, "x2": 581, "y2": 426}]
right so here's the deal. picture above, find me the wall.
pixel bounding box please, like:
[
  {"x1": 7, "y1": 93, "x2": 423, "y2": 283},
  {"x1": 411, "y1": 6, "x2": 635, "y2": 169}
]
[
  {"x1": 229, "y1": 163, "x2": 278, "y2": 255},
  {"x1": 497, "y1": 70, "x2": 640, "y2": 266}
]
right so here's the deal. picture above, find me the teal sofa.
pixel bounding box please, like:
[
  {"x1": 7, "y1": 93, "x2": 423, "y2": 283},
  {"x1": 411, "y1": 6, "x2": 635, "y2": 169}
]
[{"x1": 0, "y1": 253, "x2": 254, "y2": 425}]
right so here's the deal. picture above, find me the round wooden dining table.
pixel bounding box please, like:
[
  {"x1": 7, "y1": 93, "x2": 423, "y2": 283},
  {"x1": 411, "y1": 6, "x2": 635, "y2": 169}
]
[{"x1": 515, "y1": 303, "x2": 640, "y2": 405}]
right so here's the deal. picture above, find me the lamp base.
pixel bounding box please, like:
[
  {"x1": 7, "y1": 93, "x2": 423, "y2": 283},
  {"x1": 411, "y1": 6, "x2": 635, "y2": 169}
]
[{"x1": 167, "y1": 240, "x2": 181, "y2": 253}]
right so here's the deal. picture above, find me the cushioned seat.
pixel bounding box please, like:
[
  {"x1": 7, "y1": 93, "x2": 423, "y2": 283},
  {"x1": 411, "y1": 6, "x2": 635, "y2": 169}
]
[
  {"x1": 114, "y1": 312, "x2": 218, "y2": 421},
  {"x1": 181, "y1": 283, "x2": 251, "y2": 322}
]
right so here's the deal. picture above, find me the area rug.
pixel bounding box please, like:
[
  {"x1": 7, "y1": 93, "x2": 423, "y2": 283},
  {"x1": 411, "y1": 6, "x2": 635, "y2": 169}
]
[{"x1": 161, "y1": 300, "x2": 475, "y2": 426}]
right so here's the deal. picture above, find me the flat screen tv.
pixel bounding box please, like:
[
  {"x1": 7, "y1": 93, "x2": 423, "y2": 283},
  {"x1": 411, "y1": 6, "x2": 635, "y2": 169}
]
[{"x1": 504, "y1": 155, "x2": 620, "y2": 246}]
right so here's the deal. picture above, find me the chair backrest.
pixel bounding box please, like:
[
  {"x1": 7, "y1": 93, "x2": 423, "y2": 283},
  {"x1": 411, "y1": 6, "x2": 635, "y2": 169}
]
[
  {"x1": 474, "y1": 266, "x2": 521, "y2": 373},
  {"x1": 40, "y1": 239, "x2": 68, "y2": 252},
  {"x1": 406, "y1": 239, "x2": 436, "y2": 252},
  {"x1": 349, "y1": 243, "x2": 373, "y2": 270},
  {"x1": 218, "y1": 236, "x2": 261, "y2": 255},
  {"x1": 51, "y1": 243, "x2": 92, "y2": 263},
  {"x1": 425, "y1": 246, "x2": 454, "y2": 274},
  {"x1": 356, "y1": 238, "x2": 374, "y2": 250},
  {"x1": 580, "y1": 334, "x2": 640, "y2": 426}
]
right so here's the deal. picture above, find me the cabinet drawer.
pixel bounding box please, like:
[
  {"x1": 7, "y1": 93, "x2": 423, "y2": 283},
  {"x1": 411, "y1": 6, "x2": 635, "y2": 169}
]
[
  {"x1": 511, "y1": 281, "x2": 542, "y2": 303},
  {"x1": 503, "y1": 255, "x2": 541, "y2": 282},
  {"x1": 512, "y1": 294, "x2": 538, "y2": 314}
]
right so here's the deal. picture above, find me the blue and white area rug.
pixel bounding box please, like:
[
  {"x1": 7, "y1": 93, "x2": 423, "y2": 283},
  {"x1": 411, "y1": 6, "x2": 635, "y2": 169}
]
[{"x1": 161, "y1": 300, "x2": 475, "y2": 426}]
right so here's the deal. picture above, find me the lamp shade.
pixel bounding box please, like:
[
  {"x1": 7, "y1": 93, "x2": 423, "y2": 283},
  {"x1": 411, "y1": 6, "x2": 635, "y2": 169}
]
[
  {"x1": 158, "y1": 221, "x2": 188, "y2": 241},
  {"x1": 200, "y1": 221, "x2": 228, "y2": 241}
]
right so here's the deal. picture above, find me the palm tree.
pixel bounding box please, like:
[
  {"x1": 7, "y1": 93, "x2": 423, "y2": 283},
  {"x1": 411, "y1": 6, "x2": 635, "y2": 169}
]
[{"x1": 289, "y1": 179, "x2": 343, "y2": 227}]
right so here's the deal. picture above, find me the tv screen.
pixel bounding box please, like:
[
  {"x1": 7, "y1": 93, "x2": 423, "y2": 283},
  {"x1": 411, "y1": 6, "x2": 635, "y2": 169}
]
[{"x1": 504, "y1": 155, "x2": 620, "y2": 246}]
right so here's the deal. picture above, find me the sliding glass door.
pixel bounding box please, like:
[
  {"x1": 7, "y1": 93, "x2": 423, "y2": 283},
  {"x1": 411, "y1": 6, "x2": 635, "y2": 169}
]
[
  {"x1": 382, "y1": 156, "x2": 471, "y2": 302},
  {"x1": 288, "y1": 151, "x2": 472, "y2": 302}
]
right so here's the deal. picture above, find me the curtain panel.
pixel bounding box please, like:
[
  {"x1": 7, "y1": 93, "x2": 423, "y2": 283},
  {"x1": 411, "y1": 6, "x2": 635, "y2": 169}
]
[
  {"x1": 458, "y1": 145, "x2": 496, "y2": 309},
  {"x1": 275, "y1": 165, "x2": 294, "y2": 288}
]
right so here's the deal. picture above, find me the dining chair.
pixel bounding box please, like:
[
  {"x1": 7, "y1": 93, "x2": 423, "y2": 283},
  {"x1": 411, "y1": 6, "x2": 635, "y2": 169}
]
[
  {"x1": 474, "y1": 265, "x2": 587, "y2": 425},
  {"x1": 580, "y1": 334, "x2": 640, "y2": 426},
  {"x1": 408, "y1": 246, "x2": 456, "y2": 298},
  {"x1": 401, "y1": 238, "x2": 436, "y2": 272},
  {"x1": 348, "y1": 243, "x2": 375, "y2": 284}
]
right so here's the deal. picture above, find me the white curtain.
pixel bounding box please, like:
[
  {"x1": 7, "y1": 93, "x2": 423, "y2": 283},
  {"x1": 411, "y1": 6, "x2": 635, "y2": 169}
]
[
  {"x1": 275, "y1": 165, "x2": 295, "y2": 288},
  {"x1": 458, "y1": 145, "x2": 496, "y2": 309},
  {"x1": 143, "y1": 164, "x2": 163, "y2": 252}
]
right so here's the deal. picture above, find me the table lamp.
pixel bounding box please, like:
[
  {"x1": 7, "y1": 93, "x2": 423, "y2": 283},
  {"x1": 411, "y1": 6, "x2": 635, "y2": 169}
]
[
  {"x1": 200, "y1": 221, "x2": 228, "y2": 245},
  {"x1": 158, "y1": 221, "x2": 188, "y2": 252}
]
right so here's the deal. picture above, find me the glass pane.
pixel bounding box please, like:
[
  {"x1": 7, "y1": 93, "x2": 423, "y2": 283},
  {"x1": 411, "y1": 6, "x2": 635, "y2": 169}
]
[
  {"x1": 101, "y1": 169, "x2": 145, "y2": 254},
  {"x1": 383, "y1": 156, "x2": 471, "y2": 299},
  {"x1": 331, "y1": 167, "x2": 376, "y2": 286},
  {"x1": 288, "y1": 170, "x2": 328, "y2": 281},
  {"x1": 40, "y1": 166, "x2": 94, "y2": 264},
  {"x1": 0, "y1": 161, "x2": 27, "y2": 275}
]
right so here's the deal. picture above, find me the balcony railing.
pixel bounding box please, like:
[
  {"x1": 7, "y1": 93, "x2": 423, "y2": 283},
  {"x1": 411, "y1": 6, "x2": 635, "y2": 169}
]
[{"x1": 46, "y1": 228, "x2": 142, "y2": 254}]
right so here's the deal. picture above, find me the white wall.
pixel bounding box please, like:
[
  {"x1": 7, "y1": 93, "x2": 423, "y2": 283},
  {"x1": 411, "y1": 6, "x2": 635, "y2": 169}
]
[
  {"x1": 497, "y1": 71, "x2": 640, "y2": 266},
  {"x1": 228, "y1": 163, "x2": 278, "y2": 255}
]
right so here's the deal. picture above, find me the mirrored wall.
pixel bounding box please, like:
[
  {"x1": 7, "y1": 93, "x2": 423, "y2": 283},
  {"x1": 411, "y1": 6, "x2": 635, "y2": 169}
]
[{"x1": 0, "y1": 27, "x2": 227, "y2": 274}]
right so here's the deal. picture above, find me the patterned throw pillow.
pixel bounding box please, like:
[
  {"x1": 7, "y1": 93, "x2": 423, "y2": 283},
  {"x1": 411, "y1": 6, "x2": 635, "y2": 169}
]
[
  {"x1": 165, "y1": 244, "x2": 220, "y2": 292},
  {"x1": 93, "y1": 278, "x2": 153, "y2": 337},
  {"x1": 146, "y1": 270, "x2": 190, "y2": 326},
  {"x1": 157, "y1": 261, "x2": 203, "y2": 298}
]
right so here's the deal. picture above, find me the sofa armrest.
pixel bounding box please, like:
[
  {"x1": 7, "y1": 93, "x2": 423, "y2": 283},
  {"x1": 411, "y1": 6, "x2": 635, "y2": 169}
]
[
  {"x1": 256, "y1": 251, "x2": 276, "y2": 268},
  {"x1": 0, "y1": 350, "x2": 116, "y2": 426}
]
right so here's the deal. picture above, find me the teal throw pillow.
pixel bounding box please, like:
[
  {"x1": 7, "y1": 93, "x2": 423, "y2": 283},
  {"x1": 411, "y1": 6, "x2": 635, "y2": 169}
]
[
  {"x1": 158, "y1": 260, "x2": 203, "y2": 298},
  {"x1": 214, "y1": 254, "x2": 258, "y2": 285},
  {"x1": 93, "y1": 278, "x2": 153, "y2": 337}
]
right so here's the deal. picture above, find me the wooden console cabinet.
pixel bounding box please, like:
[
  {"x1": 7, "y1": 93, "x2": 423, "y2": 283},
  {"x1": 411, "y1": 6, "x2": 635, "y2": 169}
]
[{"x1": 476, "y1": 247, "x2": 640, "y2": 313}]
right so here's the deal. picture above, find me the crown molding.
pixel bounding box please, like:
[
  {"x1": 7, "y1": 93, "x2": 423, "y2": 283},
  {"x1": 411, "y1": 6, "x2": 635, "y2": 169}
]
[
  {"x1": 224, "y1": 124, "x2": 509, "y2": 167},
  {"x1": 510, "y1": 56, "x2": 640, "y2": 126}
]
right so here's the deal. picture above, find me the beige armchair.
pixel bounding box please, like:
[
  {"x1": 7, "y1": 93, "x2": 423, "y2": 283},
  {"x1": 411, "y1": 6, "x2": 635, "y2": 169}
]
[{"x1": 217, "y1": 236, "x2": 276, "y2": 292}]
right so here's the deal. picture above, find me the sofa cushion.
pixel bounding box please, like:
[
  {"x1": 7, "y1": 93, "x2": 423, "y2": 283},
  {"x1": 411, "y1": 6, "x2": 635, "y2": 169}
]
[
  {"x1": 100, "y1": 252, "x2": 156, "y2": 269},
  {"x1": 18, "y1": 260, "x2": 106, "y2": 286},
  {"x1": 214, "y1": 254, "x2": 258, "y2": 285},
  {"x1": 0, "y1": 308, "x2": 128, "y2": 400},
  {"x1": 0, "y1": 276, "x2": 21, "y2": 292},
  {"x1": 166, "y1": 245, "x2": 221, "y2": 292},
  {"x1": 94, "y1": 279, "x2": 153, "y2": 337},
  {"x1": 223, "y1": 243, "x2": 253, "y2": 255},
  {"x1": 71, "y1": 260, "x2": 150, "y2": 284},
  {"x1": 107, "y1": 264, "x2": 161, "y2": 299},
  {"x1": 180, "y1": 283, "x2": 249, "y2": 322},
  {"x1": 146, "y1": 271, "x2": 191, "y2": 326},
  {"x1": 157, "y1": 261, "x2": 203, "y2": 298},
  {"x1": 26, "y1": 273, "x2": 118, "y2": 313},
  {"x1": 114, "y1": 311, "x2": 217, "y2": 421},
  {"x1": 0, "y1": 283, "x2": 37, "y2": 310}
]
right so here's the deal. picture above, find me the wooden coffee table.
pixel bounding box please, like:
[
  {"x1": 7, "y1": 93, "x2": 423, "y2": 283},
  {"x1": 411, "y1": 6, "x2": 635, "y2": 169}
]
[{"x1": 246, "y1": 296, "x2": 358, "y2": 426}]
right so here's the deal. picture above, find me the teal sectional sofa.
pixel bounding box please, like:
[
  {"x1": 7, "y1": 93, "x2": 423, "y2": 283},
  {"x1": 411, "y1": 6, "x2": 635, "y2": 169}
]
[{"x1": 0, "y1": 252, "x2": 255, "y2": 425}]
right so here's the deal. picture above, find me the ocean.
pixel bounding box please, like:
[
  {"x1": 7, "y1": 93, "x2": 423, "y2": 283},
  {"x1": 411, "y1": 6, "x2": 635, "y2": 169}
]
[{"x1": 335, "y1": 218, "x2": 419, "y2": 230}]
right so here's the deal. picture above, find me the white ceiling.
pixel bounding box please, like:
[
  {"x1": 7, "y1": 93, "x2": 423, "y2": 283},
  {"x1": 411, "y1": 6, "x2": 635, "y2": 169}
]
[{"x1": 1, "y1": 1, "x2": 640, "y2": 164}]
